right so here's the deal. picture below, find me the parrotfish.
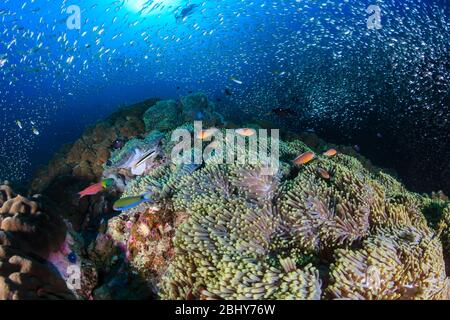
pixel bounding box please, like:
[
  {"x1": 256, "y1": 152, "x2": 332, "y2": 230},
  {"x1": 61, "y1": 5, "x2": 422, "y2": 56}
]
[
  {"x1": 78, "y1": 178, "x2": 114, "y2": 198},
  {"x1": 113, "y1": 193, "x2": 153, "y2": 211}
]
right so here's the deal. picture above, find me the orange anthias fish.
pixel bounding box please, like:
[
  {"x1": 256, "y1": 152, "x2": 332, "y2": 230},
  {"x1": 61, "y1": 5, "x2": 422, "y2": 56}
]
[
  {"x1": 78, "y1": 178, "x2": 114, "y2": 198},
  {"x1": 236, "y1": 128, "x2": 256, "y2": 137},
  {"x1": 293, "y1": 151, "x2": 316, "y2": 165},
  {"x1": 197, "y1": 128, "x2": 218, "y2": 140},
  {"x1": 323, "y1": 148, "x2": 338, "y2": 157}
]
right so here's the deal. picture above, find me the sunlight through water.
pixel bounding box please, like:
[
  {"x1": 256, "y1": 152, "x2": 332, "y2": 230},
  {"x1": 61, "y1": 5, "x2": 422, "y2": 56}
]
[{"x1": 124, "y1": 0, "x2": 182, "y2": 16}]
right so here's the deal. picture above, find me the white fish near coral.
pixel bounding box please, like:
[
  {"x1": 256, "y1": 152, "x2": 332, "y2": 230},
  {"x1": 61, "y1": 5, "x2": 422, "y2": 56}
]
[
  {"x1": 119, "y1": 148, "x2": 154, "y2": 176},
  {"x1": 131, "y1": 158, "x2": 147, "y2": 175},
  {"x1": 131, "y1": 148, "x2": 159, "y2": 176}
]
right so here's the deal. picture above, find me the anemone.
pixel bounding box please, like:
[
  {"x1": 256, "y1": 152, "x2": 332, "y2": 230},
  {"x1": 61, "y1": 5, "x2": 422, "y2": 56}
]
[
  {"x1": 326, "y1": 225, "x2": 449, "y2": 300},
  {"x1": 278, "y1": 161, "x2": 376, "y2": 252},
  {"x1": 98, "y1": 116, "x2": 450, "y2": 300},
  {"x1": 153, "y1": 132, "x2": 450, "y2": 300},
  {"x1": 436, "y1": 205, "x2": 450, "y2": 273}
]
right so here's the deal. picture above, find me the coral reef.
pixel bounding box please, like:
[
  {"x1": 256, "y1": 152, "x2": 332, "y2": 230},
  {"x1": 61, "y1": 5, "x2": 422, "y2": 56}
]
[
  {"x1": 0, "y1": 183, "x2": 100, "y2": 300},
  {"x1": 437, "y1": 206, "x2": 450, "y2": 274},
  {"x1": 22, "y1": 93, "x2": 450, "y2": 300},
  {"x1": 30, "y1": 99, "x2": 159, "y2": 231},
  {"x1": 326, "y1": 226, "x2": 449, "y2": 299},
  {"x1": 143, "y1": 92, "x2": 222, "y2": 132},
  {"x1": 0, "y1": 246, "x2": 75, "y2": 300}
]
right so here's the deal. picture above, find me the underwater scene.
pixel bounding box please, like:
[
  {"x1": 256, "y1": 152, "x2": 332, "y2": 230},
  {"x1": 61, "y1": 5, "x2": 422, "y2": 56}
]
[{"x1": 0, "y1": 0, "x2": 449, "y2": 301}]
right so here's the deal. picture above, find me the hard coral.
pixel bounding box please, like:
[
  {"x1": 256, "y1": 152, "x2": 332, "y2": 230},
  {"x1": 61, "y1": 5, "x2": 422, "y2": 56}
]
[
  {"x1": 0, "y1": 192, "x2": 67, "y2": 260},
  {"x1": 0, "y1": 185, "x2": 75, "y2": 300},
  {"x1": 0, "y1": 246, "x2": 75, "y2": 300},
  {"x1": 143, "y1": 93, "x2": 222, "y2": 133}
]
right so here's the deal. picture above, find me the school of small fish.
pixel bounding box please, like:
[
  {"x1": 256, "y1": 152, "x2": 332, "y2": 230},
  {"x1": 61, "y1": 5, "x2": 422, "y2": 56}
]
[{"x1": 0, "y1": 0, "x2": 448, "y2": 183}]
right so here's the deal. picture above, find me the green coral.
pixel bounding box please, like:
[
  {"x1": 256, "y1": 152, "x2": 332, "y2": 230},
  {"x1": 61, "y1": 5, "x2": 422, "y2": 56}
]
[
  {"x1": 143, "y1": 93, "x2": 222, "y2": 133},
  {"x1": 144, "y1": 99, "x2": 182, "y2": 132}
]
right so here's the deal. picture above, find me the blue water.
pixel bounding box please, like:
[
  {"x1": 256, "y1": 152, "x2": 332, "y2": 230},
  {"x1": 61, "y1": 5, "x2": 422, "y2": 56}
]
[{"x1": 0, "y1": 0, "x2": 448, "y2": 193}]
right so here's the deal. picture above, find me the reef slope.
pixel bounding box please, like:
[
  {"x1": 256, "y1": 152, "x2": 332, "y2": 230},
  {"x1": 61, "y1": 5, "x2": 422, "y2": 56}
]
[{"x1": 11, "y1": 93, "x2": 449, "y2": 300}]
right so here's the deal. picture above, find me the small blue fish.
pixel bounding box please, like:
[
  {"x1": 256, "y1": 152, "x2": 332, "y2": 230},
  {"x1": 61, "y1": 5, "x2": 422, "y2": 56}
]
[{"x1": 67, "y1": 252, "x2": 77, "y2": 263}]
